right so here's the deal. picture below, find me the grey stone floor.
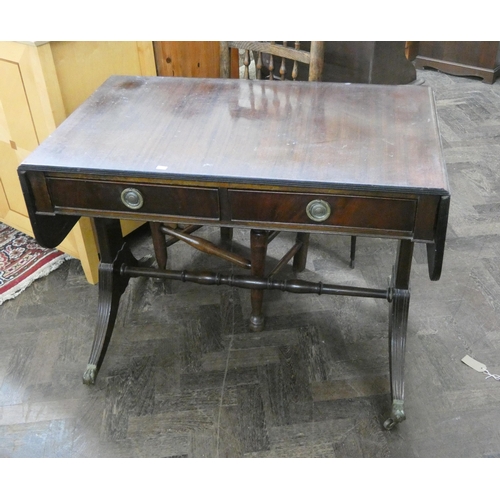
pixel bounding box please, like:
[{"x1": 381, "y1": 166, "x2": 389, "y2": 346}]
[{"x1": 1, "y1": 68, "x2": 500, "y2": 458}]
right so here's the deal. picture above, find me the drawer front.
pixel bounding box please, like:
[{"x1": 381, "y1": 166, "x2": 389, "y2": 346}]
[
  {"x1": 46, "y1": 178, "x2": 220, "y2": 219},
  {"x1": 229, "y1": 190, "x2": 417, "y2": 233}
]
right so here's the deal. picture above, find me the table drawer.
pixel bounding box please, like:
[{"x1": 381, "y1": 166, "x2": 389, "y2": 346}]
[
  {"x1": 229, "y1": 190, "x2": 417, "y2": 232},
  {"x1": 46, "y1": 178, "x2": 220, "y2": 219}
]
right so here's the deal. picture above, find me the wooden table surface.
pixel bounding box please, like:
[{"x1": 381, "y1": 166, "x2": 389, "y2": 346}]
[{"x1": 22, "y1": 75, "x2": 449, "y2": 195}]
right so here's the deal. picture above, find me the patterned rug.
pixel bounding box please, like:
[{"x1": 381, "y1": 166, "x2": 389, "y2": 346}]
[{"x1": 0, "y1": 222, "x2": 71, "y2": 305}]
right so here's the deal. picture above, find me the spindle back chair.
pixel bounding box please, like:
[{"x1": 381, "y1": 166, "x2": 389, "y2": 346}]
[{"x1": 219, "y1": 41, "x2": 325, "y2": 82}]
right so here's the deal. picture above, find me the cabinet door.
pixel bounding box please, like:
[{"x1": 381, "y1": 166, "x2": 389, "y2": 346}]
[
  {"x1": 0, "y1": 43, "x2": 62, "y2": 233},
  {"x1": 0, "y1": 60, "x2": 32, "y2": 220}
]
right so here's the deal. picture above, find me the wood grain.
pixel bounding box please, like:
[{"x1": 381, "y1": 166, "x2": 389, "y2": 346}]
[{"x1": 21, "y1": 76, "x2": 448, "y2": 195}]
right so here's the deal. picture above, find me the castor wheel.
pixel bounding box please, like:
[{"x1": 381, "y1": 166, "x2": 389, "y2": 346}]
[
  {"x1": 383, "y1": 399, "x2": 406, "y2": 430},
  {"x1": 383, "y1": 417, "x2": 397, "y2": 430}
]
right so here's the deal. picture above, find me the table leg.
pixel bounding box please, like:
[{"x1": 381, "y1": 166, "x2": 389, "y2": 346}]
[
  {"x1": 250, "y1": 229, "x2": 268, "y2": 331},
  {"x1": 83, "y1": 218, "x2": 138, "y2": 385},
  {"x1": 384, "y1": 239, "x2": 413, "y2": 430}
]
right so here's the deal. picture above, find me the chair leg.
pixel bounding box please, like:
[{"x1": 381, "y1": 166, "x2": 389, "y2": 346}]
[
  {"x1": 150, "y1": 222, "x2": 167, "y2": 270},
  {"x1": 220, "y1": 227, "x2": 233, "y2": 243},
  {"x1": 350, "y1": 236, "x2": 357, "y2": 269},
  {"x1": 250, "y1": 229, "x2": 268, "y2": 331},
  {"x1": 293, "y1": 232, "x2": 310, "y2": 272}
]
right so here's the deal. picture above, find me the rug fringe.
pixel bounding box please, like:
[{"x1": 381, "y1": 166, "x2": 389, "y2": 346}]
[{"x1": 0, "y1": 254, "x2": 73, "y2": 306}]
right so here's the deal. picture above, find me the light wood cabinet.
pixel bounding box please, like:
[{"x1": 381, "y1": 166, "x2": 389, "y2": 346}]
[{"x1": 0, "y1": 41, "x2": 156, "y2": 283}]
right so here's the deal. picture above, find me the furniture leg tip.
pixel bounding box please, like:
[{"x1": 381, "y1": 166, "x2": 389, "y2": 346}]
[
  {"x1": 249, "y1": 315, "x2": 265, "y2": 332},
  {"x1": 383, "y1": 399, "x2": 406, "y2": 430},
  {"x1": 82, "y1": 364, "x2": 97, "y2": 385}
]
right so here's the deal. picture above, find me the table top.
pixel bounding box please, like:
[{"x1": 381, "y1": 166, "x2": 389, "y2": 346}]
[{"x1": 21, "y1": 75, "x2": 449, "y2": 195}]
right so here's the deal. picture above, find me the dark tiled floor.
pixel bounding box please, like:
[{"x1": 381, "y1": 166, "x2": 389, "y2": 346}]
[{"x1": 1, "y1": 69, "x2": 500, "y2": 457}]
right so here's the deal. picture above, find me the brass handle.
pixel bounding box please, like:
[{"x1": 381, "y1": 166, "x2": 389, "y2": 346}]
[
  {"x1": 121, "y1": 188, "x2": 144, "y2": 210},
  {"x1": 306, "y1": 199, "x2": 331, "y2": 222}
]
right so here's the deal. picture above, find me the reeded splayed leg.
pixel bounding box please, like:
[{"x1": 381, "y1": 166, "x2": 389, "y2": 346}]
[
  {"x1": 384, "y1": 287, "x2": 411, "y2": 430},
  {"x1": 384, "y1": 239, "x2": 413, "y2": 430},
  {"x1": 249, "y1": 229, "x2": 268, "y2": 331},
  {"x1": 83, "y1": 219, "x2": 138, "y2": 385}
]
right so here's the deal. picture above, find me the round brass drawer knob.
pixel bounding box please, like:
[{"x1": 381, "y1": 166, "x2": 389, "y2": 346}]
[
  {"x1": 306, "y1": 199, "x2": 331, "y2": 222},
  {"x1": 121, "y1": 188, "x2": 144, "y2": 210}
]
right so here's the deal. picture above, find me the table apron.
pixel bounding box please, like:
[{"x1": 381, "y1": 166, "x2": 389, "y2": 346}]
[{"x1": 27, "y1": 173, "x2": 442, "y2": 242}]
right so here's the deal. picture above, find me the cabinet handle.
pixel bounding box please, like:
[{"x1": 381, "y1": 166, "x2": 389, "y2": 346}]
[
  {"x1": 121, "y1": 188, "x2": 144, "y2": 210},
  {"x1": 306, "y1": 199, "x2": 331, "y2": 222}
]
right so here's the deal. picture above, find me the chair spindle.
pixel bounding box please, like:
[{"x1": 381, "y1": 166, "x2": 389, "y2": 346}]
[
  {"x1": 292, "y1": 42, "x2": 300, "y2": 80},
  {"x1": 280, "y1": 41, "x2": 287, "y2": 80},
  {"x1": 243, "y1": 49, "x2": 250, "y2": 79}
]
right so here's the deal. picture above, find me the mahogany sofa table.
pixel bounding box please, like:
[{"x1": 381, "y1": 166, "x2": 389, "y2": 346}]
[{"x1": 18, "y1": 76, "x2": 450, "y2": 429}]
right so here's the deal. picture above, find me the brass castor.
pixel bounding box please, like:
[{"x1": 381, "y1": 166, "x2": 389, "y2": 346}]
[
  {"x1": 249, "y1": 314, "x2": 265, "y2": 332},
  {"x1": 383, "y1": 399, "x2": 406, "y2": 430},
  {"x1": 83, "y1": 364, "x2": 97, "y2": 385}
]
